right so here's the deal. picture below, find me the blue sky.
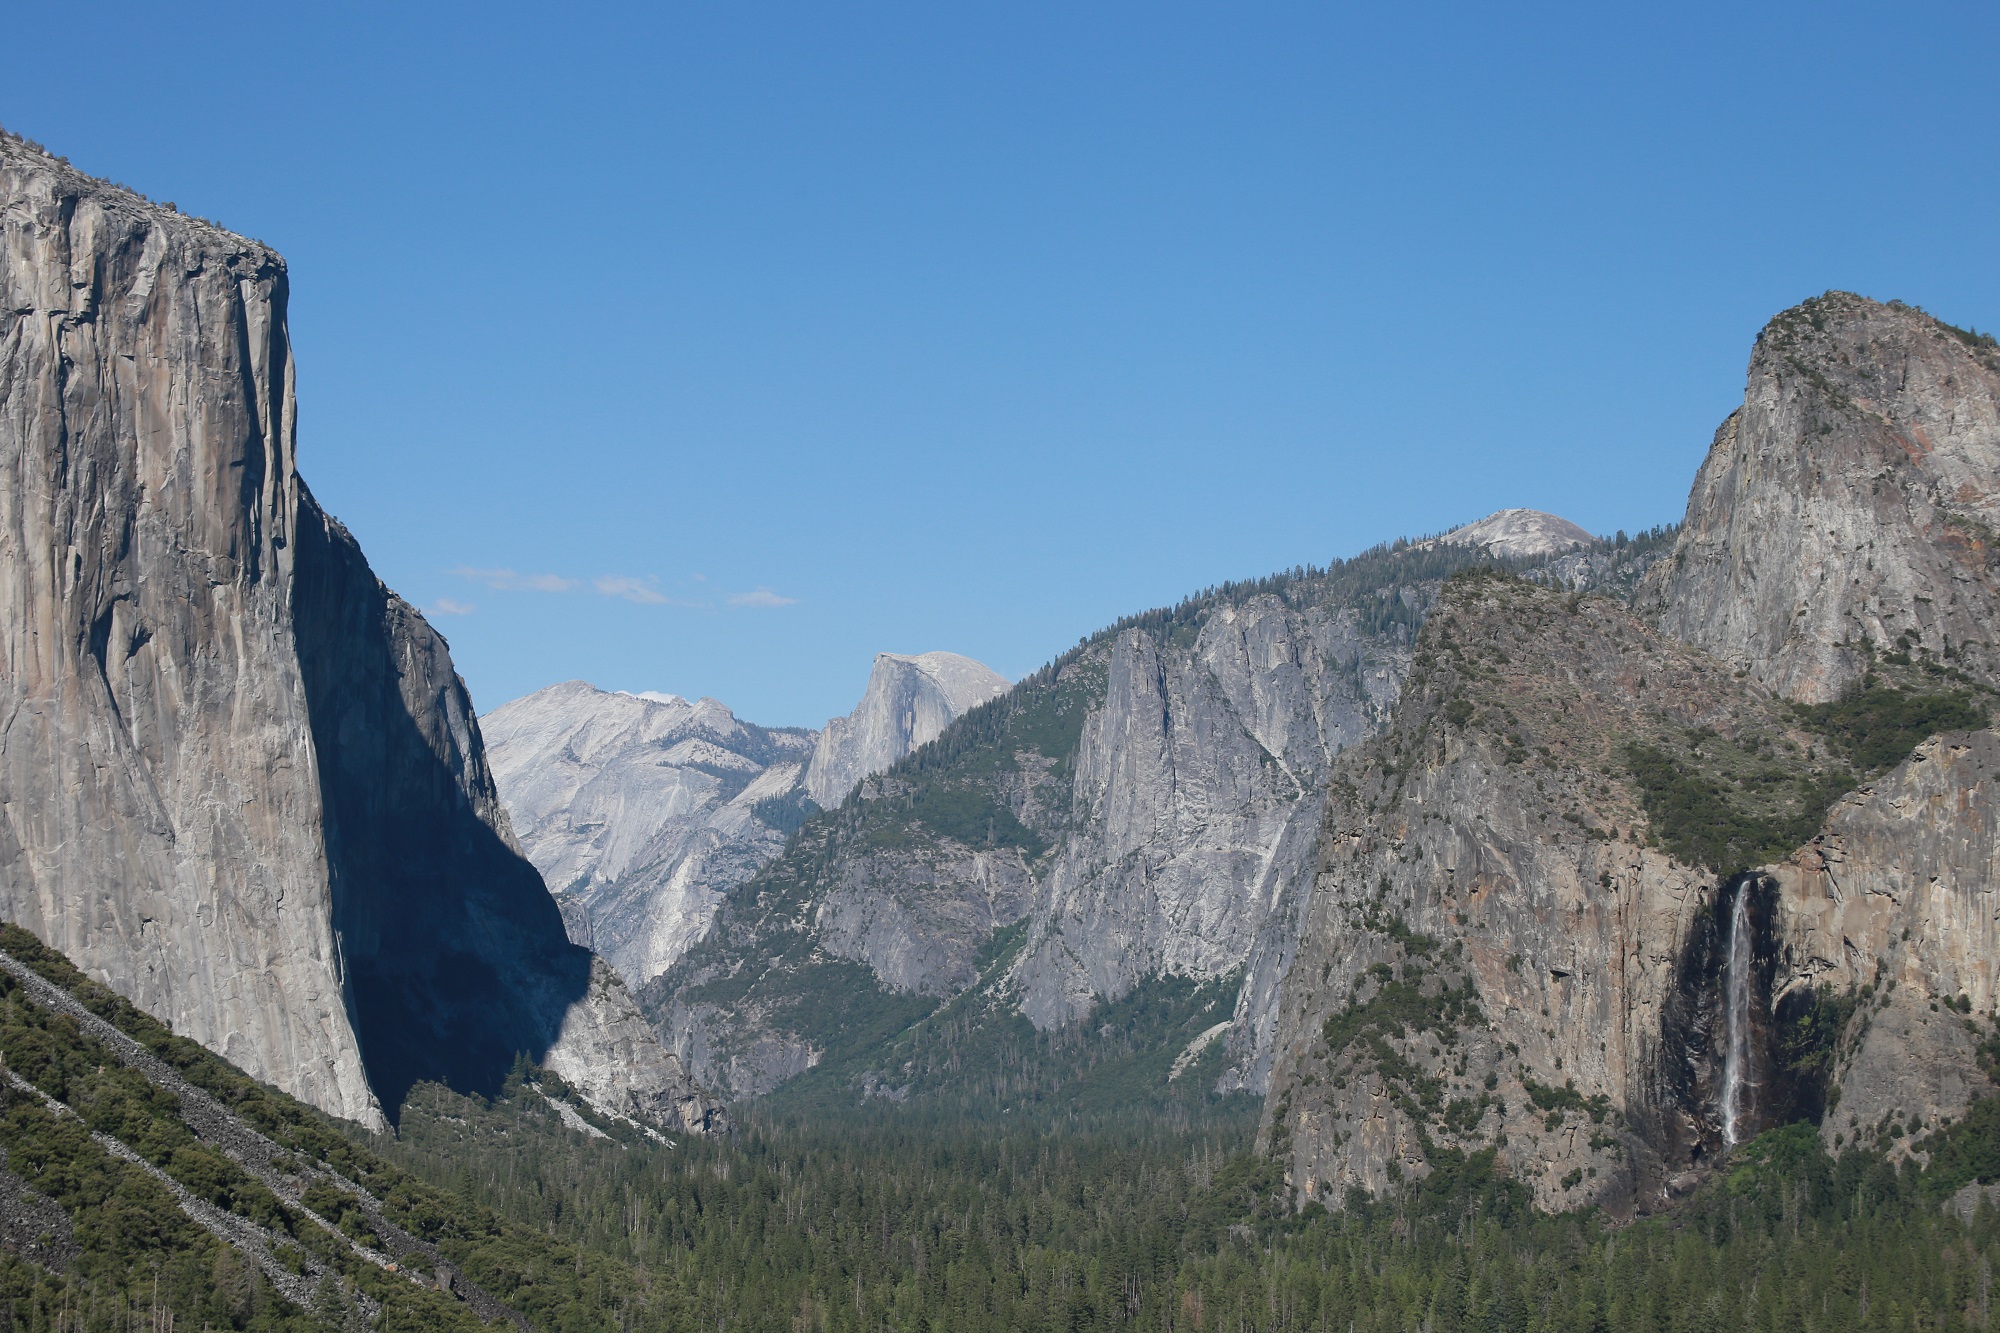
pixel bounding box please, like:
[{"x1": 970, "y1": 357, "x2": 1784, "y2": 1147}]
[{"x1": 7, "y1": 3, "x2": 1996, "y2": 726}]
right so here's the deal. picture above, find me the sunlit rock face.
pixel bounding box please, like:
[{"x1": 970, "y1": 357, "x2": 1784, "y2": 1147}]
[
  {"x1": 0, "y1": 132, "x2": 715, "y2": 1132},
  {"x1": 803, "y1": 652, "x2": 1010, "y2": 809},
  {"x1": 1770, "y1": 730, "x2": 2000, "y2": 1156},
  {"x1": 484, "y1": 683, "x2": 816, "y2": 987},
  {"x1": 1261, "y1": 576, "x2": 1791, "y2": 1216},
  {"x1": 1642, "y1": 292, "x2": 2000, "y2": 704}
]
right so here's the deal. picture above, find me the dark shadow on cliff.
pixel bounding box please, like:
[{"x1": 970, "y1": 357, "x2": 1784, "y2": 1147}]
[
  {"x1": 291, "y1": 487, "x2": 589, "y2": 1121},
  {"x1": 1634, "y1": 874, "x2": 1843, "y2": 1206}
]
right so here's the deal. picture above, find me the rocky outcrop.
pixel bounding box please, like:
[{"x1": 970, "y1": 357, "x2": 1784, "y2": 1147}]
[
  {"x1": 1263, "y1": 568, "x2": 2000, "y2": 1214},
  {"x1": 814, "y1": 843, "x2": 1034, "y2": 995},
  {"x1": 1770, "y1": 729, "x2": 2000, "y2": 1154},
  {"x1": 1642, "y1": 293, "x2": 2000, "y2": 703},
  {"x1": 0, "y1": 132, "x2": 713, "y2": 1131},
  {"x1": 1432, "y1": 508, "x2": 1595, "y2": 560},
  {"x1": 1637, "y1": 291, "x2": 2000, "y2": 1156},
  {"x1": 803, "y1": 652, "x2": 1008, "y2": 809},
  {"x1": 1006, "y1": 595, "x2": 1401, "y2": 1032},
  {"x1": 483, "y1": 683, "x2": 815, "y2": 986}
]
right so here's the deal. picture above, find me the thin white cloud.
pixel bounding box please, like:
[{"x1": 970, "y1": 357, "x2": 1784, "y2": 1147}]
[
  {"x1": 594, "y1": 575, "x2": 674, "y2": 605},
  {"x1": 430, "y1": 597, "x2": 476, "y2": 616},
  {"x1": 451, "y1": 565, "x2": 711, "y2": 608},
  {"x1": 728, "y1": 586, "x2": 798, "y2": 608},
  {"x1": 454, "y1": 566, "x2": 579, "y2": 593}
]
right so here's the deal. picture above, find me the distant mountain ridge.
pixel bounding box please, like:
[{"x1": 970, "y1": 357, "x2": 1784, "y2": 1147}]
[
  {"x1": 641, "y1": 518, "x2": 1668, "y2": 1104},
  {"x1": 485, "y1": 651, "x2": 1009, "y2": 988},
  {"x1": 483, "y1": 685, "x2": 816, "y2": 989}
]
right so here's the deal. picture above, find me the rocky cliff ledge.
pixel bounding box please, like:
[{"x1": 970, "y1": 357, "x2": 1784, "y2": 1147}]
[{"x1": 0, "y1": 132, "x2": 715, "y2": 1131}]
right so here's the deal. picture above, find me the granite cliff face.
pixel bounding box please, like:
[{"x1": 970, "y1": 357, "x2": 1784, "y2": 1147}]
[
  {"x1": 1642, "y1": 293, "x2": 2000, "y2": 1157},
  {"x1": 646, "y1": 575, "x2": 1419, "y2": 1099},
  {"x1": 1643, "y1": 293, "x2": 2000, "y2": 703},
  {"x1": 0, "y1": 134, "x2": 372, "y2": 1125},
  {"x1": 1262, "y1": 294, "x2": 2000, "y2": 1215},
  {"x1": 646, "y1": 531, "x2": 1667, "y2": 1102},
  {"x1": 802, "y1": 652, "x2": 1009, "y2": 809},
  {"x1": 483, "y1": 683, "x2": 815, "y2": 986},
  {"x1": 1261, "y1": 575, "x2": 2000, "y2": 1215},
  {"x1": 0, "y1": 133, "x2": 714, "y2": 1132},
  {"x1": 1260, "y1": 576, "x2": 1832, "y2": 1213},
  {"x1": 1771, "y1": 729, "x2": 2000, "y2": 1157}
]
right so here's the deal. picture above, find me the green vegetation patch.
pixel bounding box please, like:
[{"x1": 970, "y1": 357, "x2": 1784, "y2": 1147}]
[
  {"x1": 1320, "y1": 951, "x2": 1485, "y2": 1123},
  {"x1": 860, "y1": 780, "x2": 1045, "y2": 855},
  {"x1": 1622, "y1": 738, "x2": 1849, "y2": 875},
  {"x1": 770, "y1": 959, "x2": 1254, "y2": 1131},
  {"x1": 373, "y1": 1031, "x2": 2000, "y2": 1333},
  {"x1": 1521, "y1": 1076, "x2": 1612, "y2": 1125},
  {"x1": 1794, "y1": 683, "x2": 1986, "y2": 773},
  {"x1": 1626, "y1": 684, "x2": 1988, "y2": 875},
  {"x1": 1775, "y1": 984, "x2": 1861, "y2": 1088},
  {"x1": 0, "y1": 922, "x2": 709, "y2": 1332},
  {"x1": 748, "y1": 784, "x2": 816, "y2": 835},
  {"x1": 1915, "y1": 1095, "x2": 2000, "y2": 1196},
  {"x1": 0, "y1": 970, "x2": 298, "y2": 1237}
]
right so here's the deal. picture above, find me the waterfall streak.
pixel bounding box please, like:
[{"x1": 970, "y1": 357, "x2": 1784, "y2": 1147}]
[{"x1": 1721, "y1": 887, "x2": 1753, "y2": 1147}]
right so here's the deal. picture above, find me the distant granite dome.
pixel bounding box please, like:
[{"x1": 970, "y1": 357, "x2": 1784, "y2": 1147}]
[
  {"x1": 483, "y1": 683, "x2": 816, "y2": 988},
  {"x1": 485, "y1": 650, "x2": 1008, "y2": 988},
  {"x1": 802, "y1": 652, "x2": 1011, "y2": 809},
  {"x1": 1433, "y1": 509, "x2": 1596, "y2": 560}
]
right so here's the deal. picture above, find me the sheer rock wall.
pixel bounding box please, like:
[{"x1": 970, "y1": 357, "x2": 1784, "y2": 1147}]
[
  {"x1": 1643, "y1": 293, "x2": 2000, "y2": 703},
  {"x1": 803, "y1": 652, "x2": 1009, "y2": 809},
  {"x1": 0, "y1": 134, "x2": 714, "y2": 1131},
  {"x1": 1266, "y1": 295, "x2": 2000, "y2": 1214},
  {"x1": 1263, "y1": 579, "x2": 1797, "y2": 1215}
]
